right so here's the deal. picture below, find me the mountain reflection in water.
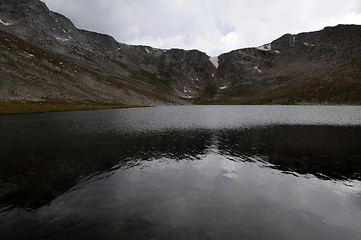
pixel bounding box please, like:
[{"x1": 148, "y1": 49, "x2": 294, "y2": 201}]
[{"x1": 1, "y1": 106, "x2": 361, "y2": 240}]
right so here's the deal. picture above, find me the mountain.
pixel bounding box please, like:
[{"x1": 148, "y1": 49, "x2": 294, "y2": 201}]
[
  {"x1": 1, "y1": 0, "x2": 360, "y2": 109},
  {"x1": 216, "y1": 25, "x2": 361, "y2": 104}
]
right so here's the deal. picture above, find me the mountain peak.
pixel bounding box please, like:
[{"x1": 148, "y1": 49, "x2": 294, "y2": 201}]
[{"x1": 1, "y1": 1, "x2": 360, "y2": 106}]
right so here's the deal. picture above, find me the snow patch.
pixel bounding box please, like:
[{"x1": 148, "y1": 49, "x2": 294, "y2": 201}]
[
  {"x1": 28, "y1": 54, "x2": 35, "y2": 57},
  {"x1": 275, "y1": 50, "x2": 280, "y2": 54},
  {"x1": 220, "y1": 86, "x2": 227, "y2": 90},
  {"x1": 212, "y1": 74, "x2": 215, "y2": 77},
  {"x1": 257, "y1": 43, "x2": 271, "y2": 51},
  {"x1": 0, "y1": 19, "x2": 12, "y2": 26},
  {"x1": 183, "y1": 87, "x2": 192, "y2": 93},
  {"x1": 145, "y1": 47, "x2": 150, "y2": 53},
  {"x1": 253, "y1": 66, "x2": 262, "y2": 73},
  {"x1": 291, "y1": 36, "x2": 296, "y2": 47},
  {"x1": 56, "y1": 37, "x2": 69, "y2": 42},
  {"x1": 209, "y1": 56, "x2": 219, "y2": 68},
  {"x1": 303, "y1": 42, "x2": 315, "y2": 47}
]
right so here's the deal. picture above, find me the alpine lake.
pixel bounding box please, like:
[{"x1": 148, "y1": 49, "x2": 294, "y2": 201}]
[{"x1": 1, "y1": 105, "x2": 361, "y2": 240}]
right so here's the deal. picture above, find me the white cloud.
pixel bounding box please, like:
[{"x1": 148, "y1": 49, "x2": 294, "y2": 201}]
[{"x1": 42, "y1": 0, "x2": 361, "y2": 55}]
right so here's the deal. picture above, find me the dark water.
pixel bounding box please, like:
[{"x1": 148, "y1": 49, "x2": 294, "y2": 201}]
[{"x1": 1, "y1": 105, "x2": 361, "y2": 240}]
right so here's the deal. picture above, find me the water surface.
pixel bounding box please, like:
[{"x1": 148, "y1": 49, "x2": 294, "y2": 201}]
[{"x1": 1, "y1": 105, "x2": 361, "y2": 240}]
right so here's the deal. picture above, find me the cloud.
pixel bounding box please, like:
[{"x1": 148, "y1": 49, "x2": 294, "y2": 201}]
[
  {"x1": 42, "y1": 0, "x2": 361, "y2": 55},
  {"x1": 216, "y1": 20, "x2": 235, "y2": 36}
]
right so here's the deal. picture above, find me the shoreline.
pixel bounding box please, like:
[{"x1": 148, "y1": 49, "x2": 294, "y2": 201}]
[
  {"x1": 1, "y1": 102, "x2": 359, "y2": 115},
  {"x1": 0, "y1": 102, "x2": 144, "y2": 115}
]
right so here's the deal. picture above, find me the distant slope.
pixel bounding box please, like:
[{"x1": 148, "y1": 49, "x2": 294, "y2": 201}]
[
  {"x1": 0, "y1": 0, "x2": 211, "y2": 106},
  {"x1": 215, "y1": 25, "x2": 361, "y2": 104},
  {"x1": 0, "y1": 0, "x2": 360, "y2": 108}
]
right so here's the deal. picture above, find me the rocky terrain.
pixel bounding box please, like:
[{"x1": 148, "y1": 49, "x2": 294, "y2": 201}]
[
  {"x1": 0, "y1": 0, "x2": 360, "y2": 109},
  {"x1": 216, "y1": 25, "x2": 361, "y2": 104}
]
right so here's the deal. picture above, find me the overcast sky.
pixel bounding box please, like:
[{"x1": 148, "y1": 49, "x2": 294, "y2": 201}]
[{"x1": 42, "y1": 0, "x2": 361, "y2": 56}]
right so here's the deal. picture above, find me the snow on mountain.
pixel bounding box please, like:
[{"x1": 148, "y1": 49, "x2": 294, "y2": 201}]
[
  {"x1": 0, "y1": 19, "x2": 12, "y2": 26},
  {"x1": 253, "y1": 66, "x2": 262, "y2": 73},
  {"x1": 257, "y1": 43, "x2": 271, "y2": 51},
  {"x1": 209, "y1": 56, "x2": 219, "y2": 68}
]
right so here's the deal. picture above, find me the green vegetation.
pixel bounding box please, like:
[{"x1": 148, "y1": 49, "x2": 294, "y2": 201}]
[{"x1": 0, "y1": 102, "x2": 142, "y2": 115}]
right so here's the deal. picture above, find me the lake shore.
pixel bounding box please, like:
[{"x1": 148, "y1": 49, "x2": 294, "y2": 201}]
[
  {"x1": 1, "y1": 101, "x2": 358, "y2": 115},
  {"x1": 0, "y1": 102, "x2": 143, "y2": 115}
]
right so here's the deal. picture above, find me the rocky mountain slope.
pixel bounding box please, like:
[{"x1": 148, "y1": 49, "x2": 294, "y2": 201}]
[
  {"x1": 215, "y1": 25, "x2": 361, "y2": 104},
  {"x1": 1, "y1": 0, "x2": 360, "y2": 106}
]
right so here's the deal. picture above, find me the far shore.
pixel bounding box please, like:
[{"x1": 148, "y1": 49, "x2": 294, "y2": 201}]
[
  {"x1": 0, "y1": 102, "x2": 144, "y2": 115},
  {"x1": 1, "y1": 101, "x2": 359, "y2": 115}
]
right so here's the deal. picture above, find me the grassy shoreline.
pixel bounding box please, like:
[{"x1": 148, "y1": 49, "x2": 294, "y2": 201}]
[
  {"x1": 0, "y1": 102, "x2": 144, "y2": 115},
  {"x1": 1, "y1": 101, "x2": 358, "y2": 115}
]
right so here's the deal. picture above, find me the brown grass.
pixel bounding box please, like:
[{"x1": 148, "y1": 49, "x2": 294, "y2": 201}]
[{"x1": 0, "y1": 102, "x2": 142, "y2": 115}]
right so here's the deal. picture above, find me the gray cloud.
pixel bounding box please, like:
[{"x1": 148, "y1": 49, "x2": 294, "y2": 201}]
[{"x1": 42, "y1": 0, "x2": 361, "y2": 55}]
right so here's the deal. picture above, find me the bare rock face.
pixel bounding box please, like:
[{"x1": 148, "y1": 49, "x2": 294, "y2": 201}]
[
  {"x1": 216, "y1": 25, "x2": 361, "y2": 104},
  {"x1": 0, "y1": 0, "x2": 360, "y2": 105}
]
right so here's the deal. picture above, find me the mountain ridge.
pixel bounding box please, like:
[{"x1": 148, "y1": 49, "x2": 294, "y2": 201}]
[{"x1": 1, "y1": 0, "x2": 360, "y2": 110}]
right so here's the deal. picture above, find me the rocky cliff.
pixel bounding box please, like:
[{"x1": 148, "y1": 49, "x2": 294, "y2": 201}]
[
  {"x1": 215, "y1": 25, "x2": 361, "y2": 104},
  {"x1": 1, "y1": 0, "x2": 360, "y2": 106}
]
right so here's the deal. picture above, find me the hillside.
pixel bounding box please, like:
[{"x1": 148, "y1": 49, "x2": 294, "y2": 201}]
[{"x1": 0, "y1": 0, "x2": 360, "y2": 112}]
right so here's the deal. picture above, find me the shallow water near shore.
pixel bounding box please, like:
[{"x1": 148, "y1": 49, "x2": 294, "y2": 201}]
[{"x1": 1, "y1": 105, "x2": 361, "y2": 239}]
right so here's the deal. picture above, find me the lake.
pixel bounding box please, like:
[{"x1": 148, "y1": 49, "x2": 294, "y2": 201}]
[{"x1": 1, "y1": 105, "x2": 361, "y2": 240}]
